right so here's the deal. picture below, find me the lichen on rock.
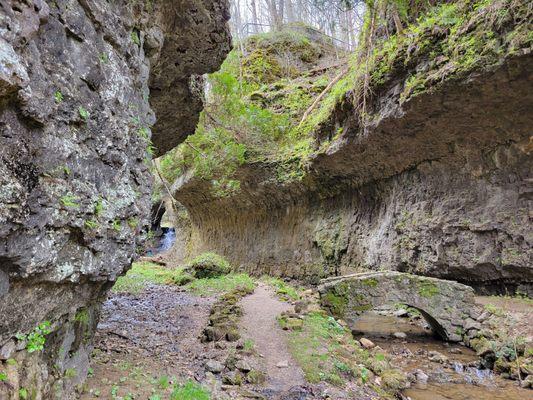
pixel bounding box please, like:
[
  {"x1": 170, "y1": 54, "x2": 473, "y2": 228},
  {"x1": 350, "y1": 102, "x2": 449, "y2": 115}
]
[{"x1": 0, "y1": 0, "x2": 231, "y2": 398}]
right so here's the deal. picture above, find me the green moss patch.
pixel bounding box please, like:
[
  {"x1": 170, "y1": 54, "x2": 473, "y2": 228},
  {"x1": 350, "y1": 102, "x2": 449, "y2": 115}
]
[
  {"x1": 261, "y1": 276, "x2": 302, "y2": 300},
  {"x1": 186, "y1": 273, "x2": 256, "y2": 297},
  {"x1": 186, "y1": 252, "x2": 231, "y2": 279},
  {"x1": 361, "y1": 278, "x2": 378, "y2": 288},
  {"x1": 112, "y1": 262, "x2": 192, "y2": 294},
  {"x1": 417, "y1": 281, "x2": 440, "y2": 298},
  {"x1": 321, "y1": 291, "x2": 349, "y2": 316}
]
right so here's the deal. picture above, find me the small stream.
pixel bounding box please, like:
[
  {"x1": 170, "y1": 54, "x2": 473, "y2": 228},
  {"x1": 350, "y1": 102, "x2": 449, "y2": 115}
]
[
  {"x1": 351, "y1": 311, "x2": 527, "y2": 400},
  {"x1": 146, "y1": 227, "x2": 176, "y2": 255}
]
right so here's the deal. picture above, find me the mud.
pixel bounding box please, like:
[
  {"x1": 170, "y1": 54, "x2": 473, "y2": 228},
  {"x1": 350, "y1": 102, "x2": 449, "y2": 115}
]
[{"x1": 81, "y1": 285, "x2": 214, "y2": 399}]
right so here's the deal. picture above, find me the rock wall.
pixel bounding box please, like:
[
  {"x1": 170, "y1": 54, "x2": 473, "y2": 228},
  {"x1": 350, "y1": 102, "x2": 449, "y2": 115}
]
[
  {"x1": 175, "y1": 52, "x2": 532, "y2": 292},
  {"x1": 0, "y1": 0, "x2": 230, "y2": 398}
]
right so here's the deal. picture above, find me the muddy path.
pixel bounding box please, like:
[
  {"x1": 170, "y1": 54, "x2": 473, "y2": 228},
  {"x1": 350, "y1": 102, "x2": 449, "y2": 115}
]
[{"x1": 81, "y1": 284, "x2": 214, "y2": 399}]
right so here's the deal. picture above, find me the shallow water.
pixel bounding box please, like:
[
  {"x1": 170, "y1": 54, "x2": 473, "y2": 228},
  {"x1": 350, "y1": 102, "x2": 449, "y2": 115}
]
[
  {"x1": 404, "y1": 382, "x2": 530, "y2": 400},
  {"x1": 351, "y1": 312, "x2": 529, "y2": 400}
]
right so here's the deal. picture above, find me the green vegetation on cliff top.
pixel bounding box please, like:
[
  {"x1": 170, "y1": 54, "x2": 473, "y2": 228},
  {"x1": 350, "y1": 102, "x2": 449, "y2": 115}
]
[{"x1": 160, "y1": 0, "x2": 531, "y2": 197}]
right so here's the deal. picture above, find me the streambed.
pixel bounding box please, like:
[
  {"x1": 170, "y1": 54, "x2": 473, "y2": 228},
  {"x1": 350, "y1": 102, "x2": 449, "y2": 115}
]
[{"x1": 351, "y1": 311, "x2": 528, "y2": 400}]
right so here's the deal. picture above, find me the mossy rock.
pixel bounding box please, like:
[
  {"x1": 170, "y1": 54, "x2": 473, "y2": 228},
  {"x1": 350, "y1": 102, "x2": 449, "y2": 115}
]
[
  {"x1": 380, "y1": 369, "x2": 409, "y2": 391},
  {"x1": 187, "y1": 252, "x2": 231, "y2": 279},
  {"x1": 321, "y1": 291, "x2": 348, "y2": 317},
  {"x1": 281, "y1": 317, "x2": 304, "y2": 331},
  {"x1": 242, "y1": 49, "x2": 283, "y2": 84},
  {"x1": 246, "y1": 370, "x2": 266, "y2": 384},
  {"x1": 470, "y1": 337, "x2": 495, "y2": 357}
]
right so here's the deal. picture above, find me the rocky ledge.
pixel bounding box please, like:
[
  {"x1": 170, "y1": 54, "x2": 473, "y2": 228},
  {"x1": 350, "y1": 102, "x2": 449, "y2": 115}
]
[{"x1": 172, "y1": 0, "x2": 532, "y2": 293}]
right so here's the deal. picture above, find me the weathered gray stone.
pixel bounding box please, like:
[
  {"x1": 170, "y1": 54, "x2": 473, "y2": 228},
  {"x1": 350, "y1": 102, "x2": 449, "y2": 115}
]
[
  {"x1": 0, "y1": 340, "x2": 15, "y2": 360},
  {"x1": 0, "y1": 0, "x2": 231, "y2": 398},
  {"x1": 235, "y1": 359, "x2": 252, "y2": 373},
  {"x1": 319, "y1": 272, "x2": 482, "y2": 342},
  {"x1": 205, "y1": 360, "x2": 224, "y2": 374},
  {"x1": 415, "y1": 369, "x2": 428, "y2": 384},
  {"x1": 464, "y1": 319, "x2": 482, "y2": 332}
]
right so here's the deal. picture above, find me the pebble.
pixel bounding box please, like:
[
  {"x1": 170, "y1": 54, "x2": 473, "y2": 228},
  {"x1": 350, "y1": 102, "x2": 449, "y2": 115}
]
[{"x1": 276, "y1": 360, "x2": 289, "y2": 368}]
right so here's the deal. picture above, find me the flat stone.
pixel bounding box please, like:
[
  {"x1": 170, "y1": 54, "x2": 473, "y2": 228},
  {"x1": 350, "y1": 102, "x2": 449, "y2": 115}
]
[
  {"x1": 428, "y1": 351, "x2": 448, "y2": 363},
  {"x1": 222, "y1": 371, "x2": 243, "y2": 386},
  {"x1": 359, "y1": 338, "x2": 376, "y2": 349},
  {"x1": 205, "y1": 360, "x2": 224, "y2": 373},
  {"x1": 276, "y1": 360, "x2": 289, "y2": 368},
  {"x1": 464, "y1": 319, "x2": 482, "y2": 331},
  {"x1": 476, "y1": 310, "x2": 491, "y2": 323}
]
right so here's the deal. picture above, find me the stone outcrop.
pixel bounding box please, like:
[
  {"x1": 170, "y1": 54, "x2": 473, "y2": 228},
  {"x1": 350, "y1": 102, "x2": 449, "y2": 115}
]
[
  {"x1": 319, "y1": 272, "x2": 482, "y2": 342},
  {"x1": 173, "y1": 0, "x2": 532, "y2": 293},
  {"x1": 0, "y1": 0, "x2": 230, "y2": 398}
]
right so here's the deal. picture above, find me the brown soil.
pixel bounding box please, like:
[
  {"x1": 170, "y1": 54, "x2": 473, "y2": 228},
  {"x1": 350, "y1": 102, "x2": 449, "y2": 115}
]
[{"x1": 239, "y1": 284, "x2": 306, "y2": 395}]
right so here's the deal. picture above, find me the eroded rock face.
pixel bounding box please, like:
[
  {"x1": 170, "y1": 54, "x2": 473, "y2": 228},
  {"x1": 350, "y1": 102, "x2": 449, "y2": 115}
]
[
  {"x1": 175, "y1": 54, "x2": 532, "y2": 292},
  {"x1": 0, "y1": 0, "x2": 230, "y2": 398}
]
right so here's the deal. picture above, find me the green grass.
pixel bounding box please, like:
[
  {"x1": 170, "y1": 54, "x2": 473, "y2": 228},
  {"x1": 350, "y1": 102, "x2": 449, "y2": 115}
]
[
  {"x1": 262, "y1": 276, "x2": 301, "y2": 300},
  {"x1": 285, "y1": 312, "x2": 369, "y2": 385},
  {"x1": 170, "y1": 380, "x2": 210, "y2": 400},
  {"x1": 284, "y1": 311, "x2": 404, "y2": 393},
  {"x1": 112, "y1": 262, "x2": 192, "y2": 294},
  {"x1": 186, "y1": 273, "x2": 256, "y2": 297},
  {"x1": 484, "y1": 303, "x2": 505, "y2": 317},
  {"x1": 243, "y1": 338, "x2": 255, "y2": 352}
]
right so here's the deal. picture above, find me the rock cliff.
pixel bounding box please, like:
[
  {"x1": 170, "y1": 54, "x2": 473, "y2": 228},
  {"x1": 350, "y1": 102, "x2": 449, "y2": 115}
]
[
  {"x1": 0, "y1": 0, "x2": 230, "y2": 398},
  {"x1": 171, "y1": 0, "x2": 532, "y2": 294}
]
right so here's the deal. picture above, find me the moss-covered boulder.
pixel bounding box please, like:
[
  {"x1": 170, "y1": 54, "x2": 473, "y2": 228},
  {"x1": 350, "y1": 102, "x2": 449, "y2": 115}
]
[{"x1": 187, "y1": 252, "x2": 231, "y2": 279}]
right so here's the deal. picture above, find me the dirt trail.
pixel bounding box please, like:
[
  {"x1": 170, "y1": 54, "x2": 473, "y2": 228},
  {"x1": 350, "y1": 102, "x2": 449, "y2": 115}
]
[{"x1": 239, "y1": 283, "x2": 306, "y2": 395}]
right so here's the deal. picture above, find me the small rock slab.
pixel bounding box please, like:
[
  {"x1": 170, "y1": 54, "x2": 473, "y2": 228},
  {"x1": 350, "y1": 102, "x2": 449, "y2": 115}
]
[
  {"x1": 205, "y1": 360, "x2": 224, "y2": 373},
  {"x1": 359, "y1": 337, "x2": 376, "y2": 349}
]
